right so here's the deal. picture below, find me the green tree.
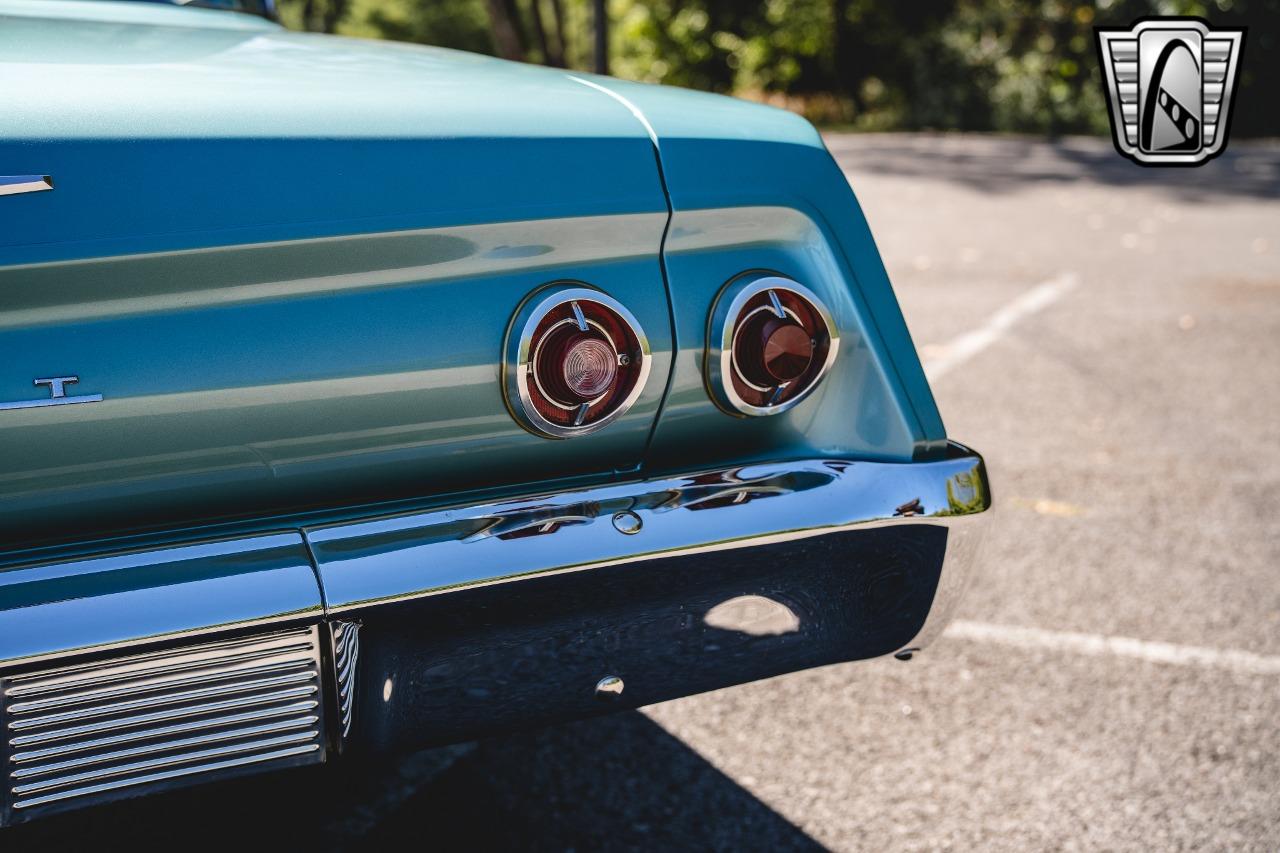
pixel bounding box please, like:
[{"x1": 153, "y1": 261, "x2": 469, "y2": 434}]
[{"x1": 274, "y1": 0, "x2": 1280, "y2": 137}]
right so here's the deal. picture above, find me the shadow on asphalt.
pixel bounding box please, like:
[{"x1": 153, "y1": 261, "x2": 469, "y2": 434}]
[
  {"x1": 823, "y1": 133, "x2": 1280, "y2": 201},
  {"x1": 360, "y1": 712, "x2": 825, "y2": 852},
  {"x1": 5, "y1": 712, "x2": 824, "y2": 852}
]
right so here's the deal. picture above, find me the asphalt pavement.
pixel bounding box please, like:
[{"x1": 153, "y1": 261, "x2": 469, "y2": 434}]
[{"x1": 9, "y1": 133, "x2": 1279, "y2": 851}]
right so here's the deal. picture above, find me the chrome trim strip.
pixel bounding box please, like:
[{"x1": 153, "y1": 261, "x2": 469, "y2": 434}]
[
  {"x1": 5, "y1": 636, "x2": 317, "y2": 699},
  {"x1": 11, "y1": 717, "x2": 320, "y2": 777},
  {"x1": 306, "y1": 444, "x2": 991, "y2": 655},
  {"x1": 9, "y1": 685, "x2": 321, "y2": 748},
  {"x1": 8, "y1": 658, "x2": 314, "y2": 715},
  {"x1": 0, "y1": 533, "x2": 323, "y2": 670},
  {"x1": 0, "y1": 176, "x2": 53, "y2": 197},
  {"x1": 12, "y1": 731, "x2": 321, "y2": 796},
  {"x1": 0, "y1": 375, "x2": 103, "y2": 411},
  {"x1": 9, "y1": 702, "x2": 321, "y2": 764},
  {"x1": 12, "y1": 745, "x2": 321, "y2": 811},
  {"x1": 9, "y1": 671, "x2": 319, "y2": 731},
  {"x1": 0, "y1": 395, "x2": 102, "y2": 412},
  {"x1": 8, "y1": 655, "x2": 316, "y2": 713}
]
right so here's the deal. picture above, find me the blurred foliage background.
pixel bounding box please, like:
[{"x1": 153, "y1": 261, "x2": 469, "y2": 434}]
[{"x1": 277, "y1": 0, "x2": 1278, "y2": 136}]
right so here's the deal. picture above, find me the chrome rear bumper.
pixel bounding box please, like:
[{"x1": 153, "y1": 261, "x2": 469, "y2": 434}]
[{"x1": 0, "y1": 444, "x2": 989, "y2": 823}]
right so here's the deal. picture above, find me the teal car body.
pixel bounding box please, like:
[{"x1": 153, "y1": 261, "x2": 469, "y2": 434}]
[{"x1": 0, "y1": 0, "x2": 987, "y2": 826}]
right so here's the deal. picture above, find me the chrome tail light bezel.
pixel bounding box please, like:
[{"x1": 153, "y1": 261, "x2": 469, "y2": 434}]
[
  {"x1": 503, "y1": 283, "x2": 652, "y2": 439},
  {"x1": 705, "y1": 274, "x2": 840, "y2": 417}
]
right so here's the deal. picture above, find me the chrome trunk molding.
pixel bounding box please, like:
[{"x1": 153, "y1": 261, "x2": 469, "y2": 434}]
[
  {"x1": 0, "y1": 176, "x2": 53, "y2": 197},
  {"x1": 305, "y1": 443, "x2": 991, "y2": 656},
  {"x1": 0, "y1": 533, "x2": 323, "y2": 671},
  {"x1": 0, "y1": 448, "x2": 987, "y2": 673}
]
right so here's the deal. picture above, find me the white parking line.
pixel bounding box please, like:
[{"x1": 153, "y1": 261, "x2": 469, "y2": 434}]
[
  {"x1": 944, "y1": 620, "x2": 1280, "y2": 675},
  {"x1": 926, "y1": 274, "x2": 1277, "y2": 677},
  {"x1": 922, "y1": 272, "x2": 1078, "y2": 381}
]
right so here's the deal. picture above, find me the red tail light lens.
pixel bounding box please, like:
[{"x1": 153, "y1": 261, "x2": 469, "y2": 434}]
[
  {"x1": 735, "y1": 311, "x2": 814, "y2": 387},
  {"x1": 540, "y1": 330, "x2": 619, "y2": 403},
  {"x1": 707, "y1": 276, "x2": 838, "y2": 417},
  {"x1": 504, "y1": 285, "x2": 652, "y2": 438}
]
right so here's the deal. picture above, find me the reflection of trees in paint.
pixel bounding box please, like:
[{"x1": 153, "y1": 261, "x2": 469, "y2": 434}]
[{"x1": 936, "y1": 470, "x2": 988, "y2": 517}]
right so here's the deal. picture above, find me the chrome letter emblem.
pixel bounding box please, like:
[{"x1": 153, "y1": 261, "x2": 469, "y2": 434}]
[
  {"x1": 0, "y1": 175, "x2": 54, "y2": 196},
  {"x1": 1096, "y1": 18, "x2": 1246, "y2": 166},
  {"x1": 0, "y1": 375, "x2": 103, "y2": 411}
]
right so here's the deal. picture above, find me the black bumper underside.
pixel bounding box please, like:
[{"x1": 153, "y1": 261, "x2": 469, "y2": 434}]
[{"x1": 345, "y1": 525, "x2": 946, "y2": 755}]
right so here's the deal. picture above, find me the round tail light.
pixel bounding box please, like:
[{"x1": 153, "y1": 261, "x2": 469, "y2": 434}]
[
  {"x1": 706, "y1": 275, "x2": 838, "y2": 417},
  {"x1": 504, "y1": 285, "x2": 652, "y2": 438}
]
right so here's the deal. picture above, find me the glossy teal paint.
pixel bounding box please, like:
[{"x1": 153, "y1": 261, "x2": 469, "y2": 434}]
[
  {"x1": 642, "y1": 207, "x2": 918, "y2": 474},
  {"x1": 0, "y1": 0, "x2": 946, "y2": 552},
  {"x1": 0, "y1": 1, "x2": 673, "y2": 546},
  {"x1": 584, "y1": 76, "x2": 949, "y2": 459},
  {"x1": 0, "y1": 214, "x2": 673, "y2": 546},
  {"x1": 0, "y1": 0, "x2": 662, "y2": 261}
]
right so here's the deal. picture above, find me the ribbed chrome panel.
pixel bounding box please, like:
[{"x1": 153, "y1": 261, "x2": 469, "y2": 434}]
[
  {"x1": 330, "y1": 621, "x2": 360, "y2": 741},
  {"x1": 1103, "y1": 37, "x2": 1139, "y2": 146},
  {"x1": 1, "y1": 627, "x2": 326, "y2": 823}
]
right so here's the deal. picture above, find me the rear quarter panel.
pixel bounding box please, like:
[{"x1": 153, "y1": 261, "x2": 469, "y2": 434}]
[{"x1": 590, "y1": 78, "x2": 949, "y2": 470}]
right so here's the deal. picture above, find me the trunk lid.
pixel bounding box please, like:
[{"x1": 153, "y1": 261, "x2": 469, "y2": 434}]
[{"x1": 0, "y1": 2, "x2": 673, "y2": 549}]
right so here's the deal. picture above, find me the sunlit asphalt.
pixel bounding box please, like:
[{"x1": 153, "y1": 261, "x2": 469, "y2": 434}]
[{"x1": 11, "y1": 133, "x2": 1280, "y2": 852}]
